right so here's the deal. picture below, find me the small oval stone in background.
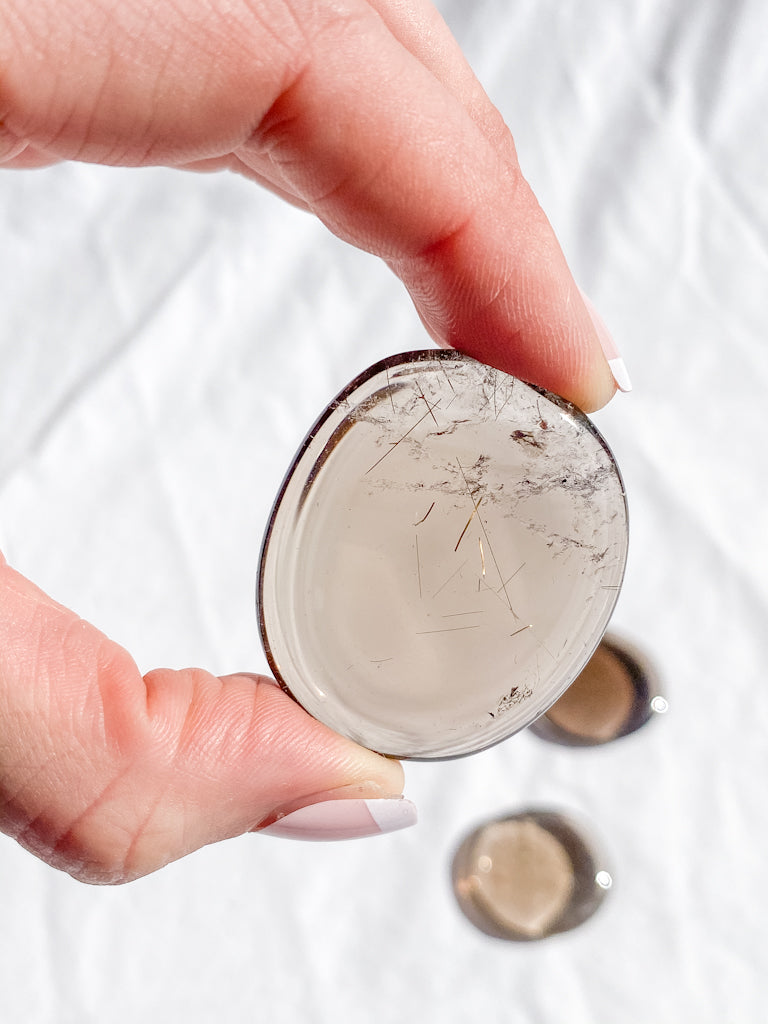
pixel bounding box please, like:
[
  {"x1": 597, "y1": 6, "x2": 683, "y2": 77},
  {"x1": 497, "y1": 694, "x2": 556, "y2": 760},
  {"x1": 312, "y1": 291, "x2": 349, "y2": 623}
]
[
  {"x1": 452, "y1": 810, "x2": 612, "y2": 940},
  {"x1": 529, "y1": 634, "x2": 666, "y2": 747}
]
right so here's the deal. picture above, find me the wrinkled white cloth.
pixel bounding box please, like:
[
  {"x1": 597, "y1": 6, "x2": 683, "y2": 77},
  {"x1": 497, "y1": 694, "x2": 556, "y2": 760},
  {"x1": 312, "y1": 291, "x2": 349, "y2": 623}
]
[{"x1": 1, "y1": 1, "x2": 767, "y2": 1021}]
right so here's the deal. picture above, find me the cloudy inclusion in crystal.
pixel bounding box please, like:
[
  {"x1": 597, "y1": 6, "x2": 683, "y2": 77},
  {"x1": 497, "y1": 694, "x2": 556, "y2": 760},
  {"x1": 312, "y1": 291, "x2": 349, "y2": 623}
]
[{"x1": 258, "y1": 351, "x2": 628, "y2": 760}]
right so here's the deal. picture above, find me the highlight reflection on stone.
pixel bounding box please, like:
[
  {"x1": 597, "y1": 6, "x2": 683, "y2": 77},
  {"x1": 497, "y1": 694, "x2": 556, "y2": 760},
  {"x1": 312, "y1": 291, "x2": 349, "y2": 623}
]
[
  {"x1": 452, "y1": 810, "x2": 611, "y2": 940},
  {"x1": 257, "y1": 351, "x2": 628, "y2": 759},
  {"x1": 529, "y1": 634, "x2": 665, "y2": 747}
]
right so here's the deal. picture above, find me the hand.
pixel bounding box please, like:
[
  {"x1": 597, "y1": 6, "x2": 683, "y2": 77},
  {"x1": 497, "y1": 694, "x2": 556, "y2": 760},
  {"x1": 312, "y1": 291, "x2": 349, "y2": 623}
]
[{"x1": 0, "y1": 0, "x2": 627, "y2": 883}]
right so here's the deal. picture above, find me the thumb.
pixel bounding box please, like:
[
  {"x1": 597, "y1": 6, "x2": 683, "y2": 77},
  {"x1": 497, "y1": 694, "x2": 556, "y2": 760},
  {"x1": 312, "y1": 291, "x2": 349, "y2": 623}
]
[{"x1": 0, "y1": 557, "x2": 411, "y2": 884}]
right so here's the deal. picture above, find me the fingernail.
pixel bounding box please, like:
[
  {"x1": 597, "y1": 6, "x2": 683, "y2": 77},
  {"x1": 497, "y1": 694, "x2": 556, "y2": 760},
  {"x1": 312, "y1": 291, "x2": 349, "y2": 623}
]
[
  {"x1": 259, "y1": 797, "x2": 417, "y2": 842},
  {"x1": 579, "y1": 290, "x2": 632, "y2": 393}
]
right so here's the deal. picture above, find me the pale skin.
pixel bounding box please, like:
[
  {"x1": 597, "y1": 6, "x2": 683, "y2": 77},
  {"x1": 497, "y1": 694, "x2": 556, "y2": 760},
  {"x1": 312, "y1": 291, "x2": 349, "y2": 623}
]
[{"x1": 0, "y1": 0, "x2": 619, "y2": 883}]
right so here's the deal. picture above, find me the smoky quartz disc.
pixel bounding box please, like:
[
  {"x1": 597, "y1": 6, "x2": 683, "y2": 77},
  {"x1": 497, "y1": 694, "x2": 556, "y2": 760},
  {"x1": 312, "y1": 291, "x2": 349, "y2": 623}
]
[
  {"x1": 257, "y1": 351, "x2": 628, "y2": 759},
  {"x1": 529, "y1": 634, "x2": 665, "y2": 747},
  {"x1": 451, "y1": 809, "x2": 612, "y2": 940}
]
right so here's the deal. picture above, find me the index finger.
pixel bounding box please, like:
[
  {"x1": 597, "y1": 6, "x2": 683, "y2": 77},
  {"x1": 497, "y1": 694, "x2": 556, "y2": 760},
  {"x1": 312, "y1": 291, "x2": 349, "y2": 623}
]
[
  {"x1": 0, "y1": 0, "x2": 620, "y2": 408},
  {"x1": 231, "y1": 2, "x2": 621, "y2": 410}
]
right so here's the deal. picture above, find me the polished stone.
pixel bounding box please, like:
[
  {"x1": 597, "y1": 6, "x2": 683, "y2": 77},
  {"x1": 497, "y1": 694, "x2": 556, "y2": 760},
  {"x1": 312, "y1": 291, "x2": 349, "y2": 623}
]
[
  {"x1": 258, "y1": 351, "x2": 628, "y2": 759},
  {"x1": 452, "y1": 810, "x2": 612, "y2": 940},
  {"x1": 530, "y1": 634, "x2": 665, "y2": 747}
]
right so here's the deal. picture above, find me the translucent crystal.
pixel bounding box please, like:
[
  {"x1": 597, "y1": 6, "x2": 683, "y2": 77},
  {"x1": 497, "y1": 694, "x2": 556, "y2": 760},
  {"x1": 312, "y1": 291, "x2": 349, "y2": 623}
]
[
  {"x1": 451, "y1": 810, "x2": 611, "y2": 940},
  {"x1": 257, "y1": 351, "x2": 628, "y2": 759},
  {"x1": 529, "y1": 634, "x2": 664, "y2": 747}
]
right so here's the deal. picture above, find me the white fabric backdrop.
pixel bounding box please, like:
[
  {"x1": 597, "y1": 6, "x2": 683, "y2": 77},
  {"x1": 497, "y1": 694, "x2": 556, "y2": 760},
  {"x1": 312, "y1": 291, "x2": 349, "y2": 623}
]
[{"x1": 2, "y1": 0, "x2": 767, "y2": 1020}]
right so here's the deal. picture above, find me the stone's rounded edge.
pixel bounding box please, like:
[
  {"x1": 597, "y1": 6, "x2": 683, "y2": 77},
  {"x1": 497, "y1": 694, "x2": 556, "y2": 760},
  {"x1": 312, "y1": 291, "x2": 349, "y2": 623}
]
[
  {"x1": 256, "y1": 350, "x2": 629, "y2": 761},
  {"x1": 525, "y1": 378, "x2": 630, "y2": 604},
  {"x1": 608, "y1": 634, "x2": 665, "y2": 738},
  {"x1": 451, "y1": 808, "x2": 612, "y2": 941}
]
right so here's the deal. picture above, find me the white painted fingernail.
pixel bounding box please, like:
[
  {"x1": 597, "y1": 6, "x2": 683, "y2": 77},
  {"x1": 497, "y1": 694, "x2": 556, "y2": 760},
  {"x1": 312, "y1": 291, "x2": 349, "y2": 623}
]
[
  {"x1": 580, "y1": 290, "x2": 632, "y2": 393},
  {"x1": 259, "y1": 797, "x2": 417, "y2": 842},
  {"x1": 606, "y1": 356, "x2": 632, "y2": 394}
]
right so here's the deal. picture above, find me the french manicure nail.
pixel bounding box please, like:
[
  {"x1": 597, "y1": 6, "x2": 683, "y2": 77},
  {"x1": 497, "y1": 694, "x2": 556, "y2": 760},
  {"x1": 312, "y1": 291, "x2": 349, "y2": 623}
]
[
  {"x1": 579, "y1": 290, "x2": 632, "y2": 393},
  {"x1": 259, "y1": 797, "x2": 417, "y2": 842}
]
